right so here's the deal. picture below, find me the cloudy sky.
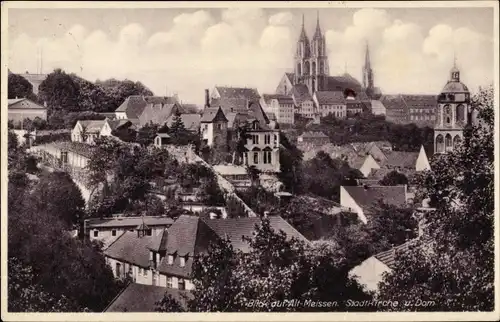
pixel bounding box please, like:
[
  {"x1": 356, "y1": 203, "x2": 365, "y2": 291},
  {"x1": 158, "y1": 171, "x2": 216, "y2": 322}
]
[{"x1": 8, "y1": 5, "x2": 495, "y2": 105}]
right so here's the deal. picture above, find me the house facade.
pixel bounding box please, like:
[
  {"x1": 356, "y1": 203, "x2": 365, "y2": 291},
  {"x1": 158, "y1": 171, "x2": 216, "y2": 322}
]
[
  {"x1": 8, "y1": 98, "x2": 47, "y2": 125},
  {"x1": 313, "y1": 91, "x2": 347, "y2": 118},
  {"x1": 103, "y1": 215, "x2": 308, "y2": 291},
  {"x1": 242, "y1": 120, "x2": 281, "y2": 173},
  {"x1": 261, "y1": 94, "x2": 295, "y2": 125}
]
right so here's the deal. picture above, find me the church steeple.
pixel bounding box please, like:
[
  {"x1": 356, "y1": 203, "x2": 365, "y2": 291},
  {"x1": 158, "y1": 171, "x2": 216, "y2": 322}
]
[
  {"x1": 299, "y1": 14, "x2": 308, "y2": 42},
  {"x1": 313, "y1": 11, "x2": 322, "y2": 39},
  {"x1": 362, "y1": 40, "x2": 374, "y2": 91}
]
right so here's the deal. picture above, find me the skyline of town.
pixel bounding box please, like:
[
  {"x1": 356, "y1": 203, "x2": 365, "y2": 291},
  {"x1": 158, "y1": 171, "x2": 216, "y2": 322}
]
[{"x1": 8, "y1": 6, "x2": 494, "y2": 105}]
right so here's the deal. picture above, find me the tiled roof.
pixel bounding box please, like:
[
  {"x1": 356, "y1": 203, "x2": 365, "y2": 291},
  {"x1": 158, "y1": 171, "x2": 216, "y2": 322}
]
[
  {"x1": 401, "y1": 95, "x2": 437, "y2": 110},
  {"x1": 107, "y1": 119, "x2": 134, "y2": 131},
  {"x1": 8, "y1": 98, "x2": 26, "y2": 105},
  {"x1": 315, "y1": 91, "x2": 346, "y2": 105},
  {"x1": 78, "y1": 120, "x2": 105, "y2": 133},
  {"x1": 200, "y1": 107, "x2": 227, "y2": 123},
  {"x1": 115, "y1": 95, "x2": 148, "y2": 119},
  {"x1": 8, "y1": 98, "x2": 46, "y2": 109},
  {"x1": 262, "y1": 94, "x2": 294, "y2": 105},
  {"x1": 210, "y1": 97, "x2": 249, "y2": 114},
  {"x1": 202, "y1": 216, "x2": 310, "y2": 253},
  {"x1": 156, "y1": 133, "x2": 171, "y2": 138},
  {"x1": 46, "y1": 141, "x2": 96, "y2": 159},
  {"x1": 215, "y1": 86, "x2": 261, "y2": 101},
  {"x1": 166, "y1": 113, "x2": 201, "y2": 131},
  {"x1": 342, "y1": 185, "x2": 407, "y2": 211},
  {"x1": 291, "y1": 84, "x2": 312, "y2": 104},
  {"x1": 300, "y1": 131, "x2": 329, "y2": 139},
  {"x1": 180, "y1": 103, "x2": 200, "y2": 113},
  {"x1": 442, "y1": 81, "x2": 469, "y2": 93},
  {"x1": 104, "y1": 283, "x2": 192, "y2": 312},
  {"x1": 138, "y1": 102, "x2": 182, "y2": 127},
  {"x1": 349, "y1": 155, "x2": 368, "y2": 170},
  {"x1": 86, "y1": 216, "x2": 174, "y2": 228},
  {"x1": 104, "y1": 231, "x2": 156, "y2": 268},
  {"x1": 326, "y1": 75, "x2": 362, "y2": 92},
  {"x1": 383, "y1": 151, "x2": 419, "y2": 169},
  {"x1": 144, "y1": 96, "x2": 177, "y2": 105},
  {"x1": 380, "y1": 95, "x2": 406, "y2": 111},
  {"x1": 374, "y1": 235, "x2": 434, "y2": 269}
]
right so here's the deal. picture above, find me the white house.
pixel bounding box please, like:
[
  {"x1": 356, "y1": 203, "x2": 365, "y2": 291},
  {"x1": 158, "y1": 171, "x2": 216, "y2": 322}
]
[{"x1": 72, "y1": 119, "x2": 135, "y2": 144}]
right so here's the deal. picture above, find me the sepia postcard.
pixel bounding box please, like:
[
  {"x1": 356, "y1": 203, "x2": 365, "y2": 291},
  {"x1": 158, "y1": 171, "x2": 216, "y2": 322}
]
[{"x1": 1, "y1": 1, "x2": 499, "y2": 321}]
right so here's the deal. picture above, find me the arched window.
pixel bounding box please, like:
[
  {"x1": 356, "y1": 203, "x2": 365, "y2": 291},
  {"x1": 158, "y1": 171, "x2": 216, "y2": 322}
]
[
  {"x1": 319, "y1": 61, "x2": 324, "y2": 74},
  {"x1": 304, "y1": 61, "x2": 310, "y2": 76},
  {"x1": 453, "y1": 135, "x2": 462, "y2": 149},
  {"x1": 312, "y1": 61, "x2": 317, "y2": 76},
  {"x1": 436, "y1": 134, "x2": 444, "y2": 153},
  {"x1": 296, "y1": 63, "x2": 302, "y2": 77},
  {"x1": 444, "y1": 104, "x2": 452, "y2": 125},
  {"x1": 445, "y1": 134, "x2": 452, "y2": 151},
  {"x1": 456, "y1": 104, "x2": 465, "y2": 123}
]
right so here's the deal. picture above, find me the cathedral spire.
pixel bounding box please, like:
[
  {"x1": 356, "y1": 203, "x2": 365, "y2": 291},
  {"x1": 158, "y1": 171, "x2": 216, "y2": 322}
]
[
  {"x1": 299, "y1": 13, "x2": 308, "y2": 41},
  {"x1": 313, "y1": 11, "x2": 322, "y2": 38},
  {"x1": 364, "y1": 40, "x2": 371, "y2": 69}
]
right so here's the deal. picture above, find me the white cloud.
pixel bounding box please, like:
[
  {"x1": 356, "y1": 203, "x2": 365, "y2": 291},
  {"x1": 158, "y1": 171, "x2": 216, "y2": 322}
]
[
  {"x1": 325, "y1": 9, "x2": 493, "y2": 94},
  {"x1": 269, "y1": 12, "x2": 293, "y2": 26},
  {"x1": 9, "y1": 8, "x2": 493, "y2": 105}
]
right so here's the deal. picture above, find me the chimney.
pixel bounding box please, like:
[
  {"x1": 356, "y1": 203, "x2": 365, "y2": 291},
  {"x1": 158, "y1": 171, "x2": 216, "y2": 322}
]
[{"x1": 205, "y1": 89, "x2": 210, "y2": 108}]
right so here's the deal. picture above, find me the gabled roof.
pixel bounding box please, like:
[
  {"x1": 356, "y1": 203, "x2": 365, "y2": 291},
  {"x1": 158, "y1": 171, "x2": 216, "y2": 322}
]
[
  {"x1": 267, "y1": 112, "x2": 277, "y2": 121},
  {"x1": 315, "y1": 91, "x2": 346, "y2": 105},
  {"x1": 8, "y1": 98, "x2": 46, "y2": 109},
  {"x1": 138, "y1": 102, "x2": 182, "y2": 127},
  {"x1": 78, "y1": 120, "x2": 106, "y2": 133},
  {"x1": 342, "y1": 185, "x2": 407, "y2": 210},
  {"x1": 210, "y1": 97, "x2": 249, "y2": 114},
  {"x1": 383, "y1": 151, "x2": 419, "y2": 169},
  {"x1": 300, "y1": 131, "x2": 329, "y2": 139},
  {"x1": 215, "y1": 86, "x2": 261, "y2": 101},
  {"x1": 104, "y1": 231, "x2": 157, "y2": 268},
  {"x1": 86, "y1": 216, "x2": 174, "y2": 228},
  {"x1": 166, "y1": 113, "x2": 201, "y2": 131},
  {"x1": 115, "y1": 95, "x2": 148, "y2": 119},
  {"x1": 107, "y1": 119, "x2": 134, "y2": 131},
  {"x1": 104, "y1": 283, "x2": 192, "y2": 312},
  {"x1": 144, "y1": 96, "x2": 177, "y2": 105},
  {"x1": 374, "y1": 235, "x2": 434, "y2": 269},
  {"x1": 200, "y1": 107, "x2": 228, "y2": 123},
  {"x1": 262, "y1": 94, "x2": 294, "y2": 105},
  {"x1": 202, "y1": 216, "x2": 310, "y2": 253},
  {"x1": 285, "y1": 72, "x2": 295, "y2": 85},
  {"x1": 291, "y1": 84, "x2": 312, "y2": 104},
  {"x1": 400, "y1": 95, "x2": 437, "y2": 110}
]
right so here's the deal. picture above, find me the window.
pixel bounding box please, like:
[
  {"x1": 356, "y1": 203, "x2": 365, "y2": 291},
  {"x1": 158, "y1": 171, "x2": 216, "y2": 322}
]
[
  {"x1": 167, "y1": 277, "x2": 173, "y2": 288},
  {"x1": 263, "y1": 151, "x2": 272, "y2": 164},
  {"x1": 61, "y1": 151, "x2": 68, "y2": 164},
  {"x1": 168, "y1": 255, "x2": 174, "y2": 265},
  {"x1": 217, "y1": 123, "x2": 222, "y2": 130},
  {"x1": 264, "y1": 134, "x2": 270, "y2": 144},
  {"x1": 144, "y1": 270, "x2": 148, "y2": 277},
  {"x1": 178, "y1": 278, "x2": 186, "y2": 290},
  {"x1": 139, "y1": 268, "x2": 143, "y2": 275},
  {"x1": 93, "y1": 230, "x2": 98, "y2": 237},
  {"x1": 252, "y1": 134, "x2": 259, "y2": 145},
  {"x1": 146, "y1": 229, "x2": 152, "y2": 236},
  {"x1": 253, "y1": 152, "x2": 259, "y2": 164},
  {"x1": 112, "y1": 229, "x2": 117, "y2": 237},
  {"x1": 116, "y1": 263, "x2": 121, "y2": 277},
  {"x1": 180, "y1": 257, "x2": 186, "y2": 267}
]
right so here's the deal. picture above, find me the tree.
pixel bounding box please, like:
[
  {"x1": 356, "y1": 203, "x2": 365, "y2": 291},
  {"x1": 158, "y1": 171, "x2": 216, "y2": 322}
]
[
  {"x1": 8, "y1": 73, "x2": 38, "y2": 101},
  {"x1": 8, "y1": 170, "x2": 124, "y2": 312},
  {"x1": 32, "y1": 171, "x2": 86, "y2": 228},
  {"x1": 136, "y1": 122, "x2": 159, "y2": 147},
  {"x1": 97, "y1": 78, "x2": 153, "y2": 112},
  {"x1": 38, "y1": 69, "x2": 81, "y2": 114},
  {"x1": 278, "y1": 133, "x2": 304, "y2": 194},
  {"x1": 379, "y1": 170, "x2": 409, "y2": 186},
  {"x1": 378, "y1": 86, "x2": 494, "y2": 311},
  {"x1": 246, "y1": 165, "x2": 260, "y2": 187},
  {"x1": 155, "y1": 294, "x2": 187, "y2": 312},
  {"x1": 168, "y1": 111, "x2": 194, "y2": 146},
  {"x1": 172, "y1": 218, "x2": 373, "y2": 312}
]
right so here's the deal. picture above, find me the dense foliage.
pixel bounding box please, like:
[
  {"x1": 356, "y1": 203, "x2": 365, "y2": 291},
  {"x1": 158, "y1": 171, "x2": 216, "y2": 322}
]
[
  {"x1": 378, "y1": 85, "x2": 494, "y2": 311},
  {"x1": 379, "y1": 170, "x2": 409, "y2": 186},
  {"x1": 156, "y1": 218, "x2": 373, "y2": 312},
  {"x1": 8, "y1": 73, "x2": 38, "y2": 101},
  {"x1": 8, "y1": 133, "x2": 124, "y2": 312}
]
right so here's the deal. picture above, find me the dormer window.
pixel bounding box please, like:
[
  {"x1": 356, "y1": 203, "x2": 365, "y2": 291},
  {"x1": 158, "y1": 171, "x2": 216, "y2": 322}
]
[
  {"x1": 252, "y1": 121, "x2": 259, "y2": 130},
  {"x1": 112, "y1": 229, "x2": 116, "y2": 237},
  {"x1": 168, "y1": 255, "x2": 174, "y2": 265},
  {"x1": 180, "y1": 256, "x2": 186, "y2": 267}
]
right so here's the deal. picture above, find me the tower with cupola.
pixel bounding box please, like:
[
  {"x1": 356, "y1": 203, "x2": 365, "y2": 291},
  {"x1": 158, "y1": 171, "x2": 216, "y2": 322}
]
[
  {"x1": 294, "y1": 13, "x2": 329, "y2": 95},
  {"x1": 434, "y1": 59, "x2": 471, "y2": 154}
]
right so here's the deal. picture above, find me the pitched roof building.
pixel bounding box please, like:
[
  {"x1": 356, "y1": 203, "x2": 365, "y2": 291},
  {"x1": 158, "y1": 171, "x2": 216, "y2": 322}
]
[
  {"x1": 103, "y1": 215, "x2": 309, "y2": 291},
  {"x1": 340, "y1": 185, "x2": 408, "y2": 223}
]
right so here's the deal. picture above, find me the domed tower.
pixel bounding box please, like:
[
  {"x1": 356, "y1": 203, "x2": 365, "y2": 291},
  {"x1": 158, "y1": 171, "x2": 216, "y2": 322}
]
[
  {"x1": 294, "y1": 14, "x2": 311, "y2": 85},
  {"x1": 434, "y1": 60, "x2": 471, "y2": 154}
]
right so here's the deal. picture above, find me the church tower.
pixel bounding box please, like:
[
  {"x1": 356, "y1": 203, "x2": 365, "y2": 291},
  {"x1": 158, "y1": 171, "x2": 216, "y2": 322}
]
[
  {"x1": 294, "y1": 14, "x2": 310, "y2": 86},
  {"x1": 294, "y1": 13, "x2": 329, "y2": 95},
  {"x1": 434, "y1": 59, "x2": 471, "y2": 154},
  {"x1": 362, "y1": 41, "x2": 374, "y2": 97}
]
